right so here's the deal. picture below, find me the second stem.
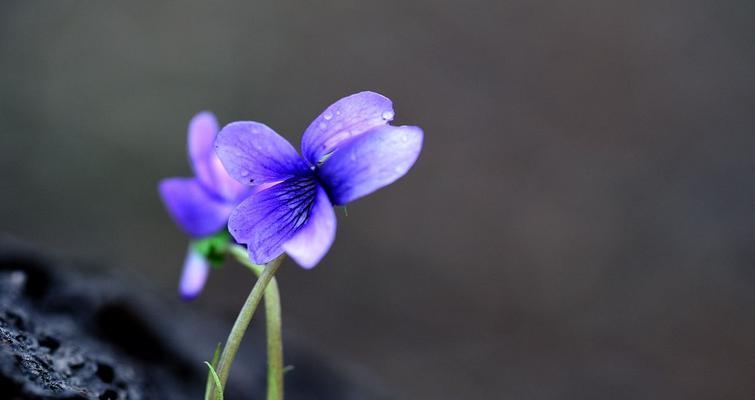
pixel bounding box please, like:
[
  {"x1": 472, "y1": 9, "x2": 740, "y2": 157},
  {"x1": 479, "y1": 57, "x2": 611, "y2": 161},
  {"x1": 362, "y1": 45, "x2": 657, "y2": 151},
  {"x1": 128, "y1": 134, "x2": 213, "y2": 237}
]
[
  {"x1": 210, "y1": 249, "x2": 284, "y2": 400},
  {"x1": 232, "y1": 246, "x2": 284, "y2": 400}
]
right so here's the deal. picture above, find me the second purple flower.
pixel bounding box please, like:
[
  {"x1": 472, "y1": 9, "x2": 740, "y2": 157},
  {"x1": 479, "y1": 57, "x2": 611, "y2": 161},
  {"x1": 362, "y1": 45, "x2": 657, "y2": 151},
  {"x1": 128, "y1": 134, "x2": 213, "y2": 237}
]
[{"x1": 159, "y1": 112, "x2": 252, "y2": 299}]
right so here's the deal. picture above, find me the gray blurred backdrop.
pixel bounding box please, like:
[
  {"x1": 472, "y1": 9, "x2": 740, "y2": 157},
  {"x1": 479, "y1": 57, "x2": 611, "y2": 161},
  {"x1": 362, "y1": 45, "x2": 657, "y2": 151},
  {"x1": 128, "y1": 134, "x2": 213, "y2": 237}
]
[{"x1": 1, "y1": 1, "x2": 753, "y2": 399}]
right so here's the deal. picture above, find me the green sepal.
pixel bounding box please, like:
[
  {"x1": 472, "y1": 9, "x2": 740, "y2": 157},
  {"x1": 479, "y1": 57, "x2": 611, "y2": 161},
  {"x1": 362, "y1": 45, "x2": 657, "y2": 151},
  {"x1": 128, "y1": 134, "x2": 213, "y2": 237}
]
[{"x1": 192, "y1": 230, "x2": 231, "y2": 268}]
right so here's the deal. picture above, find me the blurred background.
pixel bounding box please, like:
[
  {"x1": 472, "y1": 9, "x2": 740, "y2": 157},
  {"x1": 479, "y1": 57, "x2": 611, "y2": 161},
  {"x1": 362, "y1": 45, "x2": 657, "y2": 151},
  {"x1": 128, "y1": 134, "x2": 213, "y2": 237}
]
[{"x1": 1, "y1": 1, "x2": 753, "y2": 399}]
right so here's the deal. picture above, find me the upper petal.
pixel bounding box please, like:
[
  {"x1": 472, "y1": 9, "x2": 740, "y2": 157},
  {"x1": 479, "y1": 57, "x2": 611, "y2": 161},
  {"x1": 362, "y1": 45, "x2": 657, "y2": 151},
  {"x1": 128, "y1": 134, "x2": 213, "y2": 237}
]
[
  {"x1": 318, "y1": 125, "x2": 423, "y2": 205},
  {"x1": 227, "y1": 175, "x2": 321, "y2": 265},
  {"x1": 188, "y1": 112, "x2": 219, "y2": 170},
  {"x1": 301, "y1": 91, "x2": 394, "y2": 166},
  {"x1": 282, "y1": 185, "x2": 336, "y2": 269},
  {"x1": 215, "y1": 121, "x2": 309, "y2": 186},
  {"x1": 188, "y1": 112, "x2": 249, "y2": 202},
  {"x1": 159, "y1": 177, "x2": 233, "y2": 237}
]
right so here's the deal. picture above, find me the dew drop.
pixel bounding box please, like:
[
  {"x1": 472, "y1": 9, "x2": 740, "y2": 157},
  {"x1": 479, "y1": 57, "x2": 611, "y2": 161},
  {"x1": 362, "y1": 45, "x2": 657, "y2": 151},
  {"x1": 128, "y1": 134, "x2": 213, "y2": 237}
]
[
  {"x1": 319, "y1": 122, "x2": 327, "y2": 130},
  {"x1": 323, "y1": 112, "x2": 333, "y2": 120},
  {"x1": 240, "y1": 170, "x2": 249, "y2": 177},
  {"x1": 381, "y1": 110, "x2": 395, "y2": 120},
  {"x1": 401, "y1": 134, "x2": 409, "y2": 142}
]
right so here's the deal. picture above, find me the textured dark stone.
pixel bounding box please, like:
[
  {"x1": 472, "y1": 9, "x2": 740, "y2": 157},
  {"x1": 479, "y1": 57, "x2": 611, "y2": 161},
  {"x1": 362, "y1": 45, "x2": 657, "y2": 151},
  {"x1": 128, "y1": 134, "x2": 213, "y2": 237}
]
[{"x1": 0, "y1": 240, "x2": 386, "y2": 400}]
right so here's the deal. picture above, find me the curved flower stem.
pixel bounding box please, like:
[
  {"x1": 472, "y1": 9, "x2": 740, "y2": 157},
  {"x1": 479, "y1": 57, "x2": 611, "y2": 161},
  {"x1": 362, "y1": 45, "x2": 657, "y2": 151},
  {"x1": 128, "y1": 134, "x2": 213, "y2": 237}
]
[
  {"x1": 230, "y1": 245, "x2": 285, "y2": 400},
  {"x1": 209, "y1": 249, "x2": 284, "y2": 400}
]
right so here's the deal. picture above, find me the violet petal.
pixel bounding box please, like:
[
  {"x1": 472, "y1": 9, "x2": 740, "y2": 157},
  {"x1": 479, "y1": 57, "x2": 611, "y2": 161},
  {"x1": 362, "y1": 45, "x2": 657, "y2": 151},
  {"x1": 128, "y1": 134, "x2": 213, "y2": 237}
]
[
  {"x1": 228, "y1": 175, "x2": 319, "y2": 265},
  {"x1": 188, "y1": 111, "x2": 219, "y2": 184},
  {"x1": 282, "y1": 185, "x2": 336, "y2": 269},
  {"x1": 301, "y1": 91, "x2": 394, "y2": 166},
  {"x1": 318, "y1": 125, "x2": 423, "y2": 205},
  {"x1": 158, "y1": 177, "x2": 233, "y2": 237},
  {"x1": 188, "y1": 112, "x2": 249, "y2": 202},
  {"x1": 179, "y1": 246, "x2": 210, "y2": 300},
  {"x1": 215, "y1": 121, "x2": 309, "y2": 186}
]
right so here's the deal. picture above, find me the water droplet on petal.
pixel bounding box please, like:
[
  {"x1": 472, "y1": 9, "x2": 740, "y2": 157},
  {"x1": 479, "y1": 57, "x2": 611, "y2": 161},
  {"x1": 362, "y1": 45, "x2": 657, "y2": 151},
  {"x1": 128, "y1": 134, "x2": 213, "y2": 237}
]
[
  {"x1": 394, "y1": 165, "x2": 404, "y2": 173},
  {"x1": 319, "y1": 122, "x2": 327, "y2": 130},
  {"x1": 381, "y1": 110, "x2": 395, "y2": 120},
  {"x1": 323, "y1": 112, "x2": 333, "y2": 120},
  {"x1": 240, "y1": 170, "x2": 249, "y2": 177},
  {"x1": 401, "y1": 134, "x2": 409, "y2": 142}
]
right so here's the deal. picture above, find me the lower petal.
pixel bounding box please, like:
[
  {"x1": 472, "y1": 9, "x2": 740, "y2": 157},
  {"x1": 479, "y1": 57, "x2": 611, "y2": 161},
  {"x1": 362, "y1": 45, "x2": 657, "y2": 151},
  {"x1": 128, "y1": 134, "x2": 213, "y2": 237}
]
[
  {"x1": 159, "y1": 177, "x2": 233, "y2": 237},
  {"x1": 228, "y1": 175, "x2": 320, "y2": 265},
  {"x1": 282, "y1": 185, "x2": 336, "y2": 269},
  {"x1": 178, "y1": 246, "x2": 210, "y2": 300}
]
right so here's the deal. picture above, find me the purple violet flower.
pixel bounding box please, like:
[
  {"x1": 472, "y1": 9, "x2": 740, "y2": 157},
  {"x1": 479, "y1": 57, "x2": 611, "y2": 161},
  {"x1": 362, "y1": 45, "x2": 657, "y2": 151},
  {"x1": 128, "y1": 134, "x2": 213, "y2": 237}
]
[
  {"x1": 159, "y1": 112, "x2": 252, "y2": 299},
  {"x1": 215, "y1": 91, "x2": 423, "y2": 268}
]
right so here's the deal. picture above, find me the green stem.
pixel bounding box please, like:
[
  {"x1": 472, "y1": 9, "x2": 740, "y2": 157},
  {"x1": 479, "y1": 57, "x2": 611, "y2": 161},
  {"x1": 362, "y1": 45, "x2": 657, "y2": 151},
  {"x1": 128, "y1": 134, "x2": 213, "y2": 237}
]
[
  {"x1": 208, "y1": 249, "x2": 283, "y2": 400},
  {"x1": 230, "y1": 246, "x2": 285, "y2": 400}
]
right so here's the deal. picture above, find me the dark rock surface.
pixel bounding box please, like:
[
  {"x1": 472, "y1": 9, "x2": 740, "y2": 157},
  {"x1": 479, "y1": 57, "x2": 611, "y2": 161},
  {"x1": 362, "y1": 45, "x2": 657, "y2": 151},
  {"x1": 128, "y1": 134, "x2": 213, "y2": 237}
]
[{"x1": 0, "y1": 240, "x2": 386, "y2": 400}]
